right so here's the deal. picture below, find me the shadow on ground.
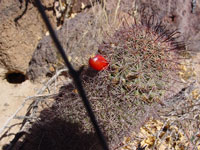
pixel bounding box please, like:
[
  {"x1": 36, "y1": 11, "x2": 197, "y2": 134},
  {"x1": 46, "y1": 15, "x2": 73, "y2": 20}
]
[
  {"x1": 2, "y1": 68, "x2": 103, "y2": 150},
  {"x1": 3, "y1": 106, "x2": 101, "y2": 150}
]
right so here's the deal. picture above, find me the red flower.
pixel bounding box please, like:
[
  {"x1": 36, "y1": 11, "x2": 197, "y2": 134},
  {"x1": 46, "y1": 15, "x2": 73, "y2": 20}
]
[{"x1": 89, "y1": 54, "x2": 109, "y2": 71}]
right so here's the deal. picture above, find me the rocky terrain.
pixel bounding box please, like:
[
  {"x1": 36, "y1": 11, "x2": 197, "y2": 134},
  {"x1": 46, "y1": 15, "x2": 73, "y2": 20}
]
[{"x1": 0, "y1": 0, "x2": 200, "y2": 149}]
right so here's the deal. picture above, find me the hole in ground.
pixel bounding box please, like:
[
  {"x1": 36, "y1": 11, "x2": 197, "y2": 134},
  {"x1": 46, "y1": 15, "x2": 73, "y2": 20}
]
[{"x1": 5, "y1": 72, "x2": 26, "y2": 84}]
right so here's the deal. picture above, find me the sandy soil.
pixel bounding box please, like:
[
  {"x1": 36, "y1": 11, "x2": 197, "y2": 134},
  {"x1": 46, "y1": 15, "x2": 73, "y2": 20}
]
[{"x1": 0, "y1": 68, "x2": 42, "y2": 148}]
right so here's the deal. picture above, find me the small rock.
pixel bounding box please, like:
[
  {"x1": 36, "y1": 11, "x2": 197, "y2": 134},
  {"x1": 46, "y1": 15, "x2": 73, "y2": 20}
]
[{"x1": 4, "y1": 103, "x2": 9, "y2": 107}]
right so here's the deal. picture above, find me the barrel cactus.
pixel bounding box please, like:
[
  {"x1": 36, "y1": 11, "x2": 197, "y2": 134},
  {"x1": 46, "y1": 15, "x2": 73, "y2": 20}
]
[{"x1": 55, "y1": 14, "x2": 185, "y2": 149}]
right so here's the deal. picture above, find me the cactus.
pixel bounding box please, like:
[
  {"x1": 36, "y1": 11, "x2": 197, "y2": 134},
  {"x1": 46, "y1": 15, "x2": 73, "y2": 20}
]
[{"x1": 55, "y1": 14, "x2": 185, "y2": 148}]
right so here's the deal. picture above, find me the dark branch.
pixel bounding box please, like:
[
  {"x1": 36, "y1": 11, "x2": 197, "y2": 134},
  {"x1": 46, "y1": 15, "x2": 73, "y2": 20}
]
[{"x1": 34, "y1": 0, "x2": 109, "y2": 150}]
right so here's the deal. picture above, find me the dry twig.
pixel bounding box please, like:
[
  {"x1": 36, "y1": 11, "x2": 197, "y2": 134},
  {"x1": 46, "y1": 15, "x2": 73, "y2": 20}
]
[{"x1": 0, "y1": 68, "x2": 68, "y2": 138}]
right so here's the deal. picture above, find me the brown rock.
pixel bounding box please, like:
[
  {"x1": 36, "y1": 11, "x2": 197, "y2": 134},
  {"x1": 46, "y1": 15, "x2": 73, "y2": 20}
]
[
  {"x1": 27, "y1": 4, "x2": 135, "y2": 81},
  {"x1": 27, "y1": 6, "x2": 104, "y2": 81},
  {"x1": 135, "y1": 0, "x2": 200, "y2": 53},
  {"x1": 0, "y1": 0, "x2": 55, "y2": 74}
]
